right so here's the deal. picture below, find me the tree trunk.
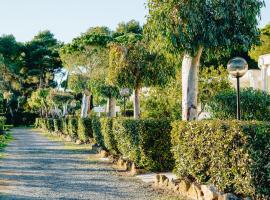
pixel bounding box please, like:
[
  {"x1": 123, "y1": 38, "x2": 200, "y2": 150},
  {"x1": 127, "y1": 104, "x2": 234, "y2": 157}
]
[
  {"x1": 182, "y1": 47, "x2": 203, "y2": 121},
  {"x1": 81, "y1": 93, "x2": 87, "y2": 118},
  {"x1": 107, "y1": 97, "x2": 116, "y2": 117},
  {"x1": 133, "y1": 88, "x2": 140, "y2": 119}
]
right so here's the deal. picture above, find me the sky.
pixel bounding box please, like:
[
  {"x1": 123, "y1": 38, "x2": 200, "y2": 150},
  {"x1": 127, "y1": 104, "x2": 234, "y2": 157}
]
[{"x1": 0, "y1": 0, "x2": 269, "y2": 44}]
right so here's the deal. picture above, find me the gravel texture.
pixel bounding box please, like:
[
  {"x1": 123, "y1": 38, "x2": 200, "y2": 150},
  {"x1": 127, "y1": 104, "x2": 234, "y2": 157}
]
[{"x1": 0, "y1": 128, "x2": 161, "y2": 200}]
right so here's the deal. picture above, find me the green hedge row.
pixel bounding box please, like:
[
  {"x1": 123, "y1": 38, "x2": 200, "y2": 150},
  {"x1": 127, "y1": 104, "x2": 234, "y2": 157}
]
[
  {"x1": 98, "y1": 118, "x2": 174, "y2": 171},
  {"x1": 35, "y1": 117, "x2": 270, "y2": 198},
  {"x1": 35, "y1": 117, "x2": 92, "y2": 143},
  {"x1": 171, "y1": 120, "x2": 270, "y2": 199}
]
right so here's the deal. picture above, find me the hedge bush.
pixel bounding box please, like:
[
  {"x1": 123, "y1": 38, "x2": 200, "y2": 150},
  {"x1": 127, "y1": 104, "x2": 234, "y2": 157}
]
[
  {"x1": 208, "y1": 88, "x2": 270, "y2": 121},
  {"x1": 113, "y1": 119, "x2": 140, "y2": 163},
  {"x1": 112, "y1": 118, "x2": 174, "y2": 171},
  {"x1": 100, "y1": 118, "x2": 118, "y2": 155},
  {"x1": 68, "y1": 118, "x2": 78, "y2": 137},
  {"x1": 53, "y1": 119, "x2": 62, "y2": 133},
  {"x1": 62, "y1": 118, "x2": 69, "y2": 135},
  {"x1": 46, "y1": 118, "x2": 54, "y2": 132},
  {"x1": 171, "y1": 120, "x2": 270, "y2": 199},
  {"x1": 91, "y1": 116, "x2": 105, "y2": 148},
  {"x1": 139, "y1": 119, "x2": 174, "y2": 171},
  {"x1": 77, "y1": 117, "x2": 92, "y2": 142}
]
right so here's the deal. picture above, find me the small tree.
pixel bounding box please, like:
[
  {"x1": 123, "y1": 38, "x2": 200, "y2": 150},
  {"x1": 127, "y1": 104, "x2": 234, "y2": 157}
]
[
  {"x1": 145, "y1": 0, "x2": 264, "y2": 120},
  {"x1": 109, "y1": 39, "x2": 173, "y2": 119}
]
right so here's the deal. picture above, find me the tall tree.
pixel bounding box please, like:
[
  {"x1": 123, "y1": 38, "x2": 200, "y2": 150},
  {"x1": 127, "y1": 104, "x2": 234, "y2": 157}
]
[
  {"x1": 249, "y1": 22, "x2": 270, "y2": 61},
  {"x1": 24, "y1": 30, "x2": 62, "y2": 89},
  {"x1": 109, "y1": 37, "x2": 173, "y2": 119},
  {"x1": 145, "y1": 0, "x2": 264, "y2": 120}
]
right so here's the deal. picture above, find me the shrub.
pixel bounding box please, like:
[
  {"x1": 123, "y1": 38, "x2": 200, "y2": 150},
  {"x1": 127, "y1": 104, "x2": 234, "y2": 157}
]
[
  {"x1": 46, "y1": 118, "x2": 54, "y2": 132},
  {"x1": 171, "y1": 120, "x2": 270, "y2": 199},
  {"x1": 41, "y1": 118, "x2": 47, "y2": 130},
  {"x1": 91, "y1": 116, "x2": 105, "y2": 148},
  {"x1": 139, "y1": 119, "x2": 174, "y2": 171},
  {"x1": 53, "y1": 119, "x2": 62, "y2": 133},
  {"x1": 100, "y1": 118, "x2": 118, "y2": 155},
  {"x1": 112, "y1": 118, "x2": 174, "y2": 171},
  {"x1": 208, "y1": 88, "x2": 270, "y2": 121},
  {"x1": 113, "y1": 118, "x2": 140, "y2": 163},
  {"x1": 68, "y1": 118, "x2": 78, "y2": 137},
  {"x1": 34, "y1": 118, "x2": 40, "y2": 128},
  {"x1": 77, "y1": 117, "x2": 92, "y2": 142},
  {"x1": 0, "y1": 116, "x2": 6, "y2": 134},
  {"x1": 62, "y1": 118, "x2": 69, "y2": 135}
]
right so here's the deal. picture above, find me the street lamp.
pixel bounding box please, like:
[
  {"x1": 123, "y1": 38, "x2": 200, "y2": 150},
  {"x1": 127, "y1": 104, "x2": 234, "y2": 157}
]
[
  {"x1": 120, "y1": 88, "x2": 130, "y2": 117},
  {"x1": 227, "y1": 57, "x2": 248, "y2": 120}
]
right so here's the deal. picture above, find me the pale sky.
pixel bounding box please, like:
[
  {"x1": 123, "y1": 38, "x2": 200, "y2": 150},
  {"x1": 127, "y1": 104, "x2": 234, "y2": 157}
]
[{"x1": 0, "y1": 0, "x2": 269, "y2": 43}]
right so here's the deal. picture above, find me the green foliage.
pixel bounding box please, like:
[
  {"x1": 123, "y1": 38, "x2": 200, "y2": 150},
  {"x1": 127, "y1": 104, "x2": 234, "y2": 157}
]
[
  {"x1": 141, "y1": 70, "x2": 182, "y2": 120},
  {"x1": 114, "y1": 20, "x2": 143, "y2": 37},
  {"x1": 77, "y1": 117, "x2": 93, "y2": 142},
  {"x1": 145, "y1": 0, "x2": 264, "y2": 55},
  {"x1": 109, "y1": 41, "x2": 174, "y2": 90},
  {"x1": 249, "y1": 23, "x2": 270, "y2": 61},
  {"x1": 112, "y1": 119, "x2": 141, "y2": 163},
  {"x1": 100, "y1": 118, "x2": 118, "y2": 154},
  {"x1": 68, "y1": 118, "x2": 78, "y2": 137},
  {"x1": 28, "y1": 88, "x2": 50, "y2": 117},
  {"x1": 171, "y1": 120, "x2": 270, "y2": 198},
  {"x1": 91, "y1": 116, "x2": 105, "y2": 148},
  {"x1": 46, "y1": 118, "x2": 54, "y2": 132},
  {"x1": 208, "y1": 88, "x2": 270, "y2": 121},
  {"x1": 53, "y1": 118, "x2": 62, "y2": 133},
  {"x1": 139, "y1": 119, "x2": 174, "y2": 171},
  {"x1": 107, "y1": 118, "x2": 174, "y2": 171},
  {"x1": 0, "y1": 132, "x2": 12, "y2": 151},
  {"x1": 48, "y1": 90, "x2": 74, "y2": 106},
  {"x1": 62, "y1": 118, "x2": 69, "y2": 135},
  {"x1": 199, "y1": 66, "x2": 232, "y2": 110}
]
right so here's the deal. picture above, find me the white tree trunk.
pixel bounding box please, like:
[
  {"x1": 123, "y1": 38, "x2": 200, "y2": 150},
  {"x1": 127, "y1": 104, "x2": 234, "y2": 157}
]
[
  {"x1": 133, "y1": 88, "x2": 140, "y2": 119},
  {"x1": 107, "y1": 97, "x2": 116, "y2": 117},
  {"x1": 182, "y1": 47, "x2": 203, "y2": 121},
  {"x1": 81, "y1": 93, "x2": 88, "y2": 118}
]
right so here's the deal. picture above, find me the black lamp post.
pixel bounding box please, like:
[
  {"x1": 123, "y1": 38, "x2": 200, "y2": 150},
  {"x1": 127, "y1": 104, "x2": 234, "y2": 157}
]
[
  {"x1": 227, "y1": 57, "x2": 248, "y2": 120},
  {"x1": 120, "y1": 88, "x2": 130, "y2": 117}
]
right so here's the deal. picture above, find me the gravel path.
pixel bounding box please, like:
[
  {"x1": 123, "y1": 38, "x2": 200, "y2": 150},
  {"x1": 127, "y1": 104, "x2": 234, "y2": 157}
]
[{"x1": 0, "y1": 128, "x2": 161, "y2": 200}]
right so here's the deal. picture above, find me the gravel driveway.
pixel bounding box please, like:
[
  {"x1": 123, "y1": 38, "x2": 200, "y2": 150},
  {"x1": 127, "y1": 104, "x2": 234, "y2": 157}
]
[{"x1": 0, "y1": 128, "x2": 161, "y2": 200}]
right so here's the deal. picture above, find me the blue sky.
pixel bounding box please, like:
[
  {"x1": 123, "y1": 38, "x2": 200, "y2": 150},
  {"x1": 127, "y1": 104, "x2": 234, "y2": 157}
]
[{"x1": 0, "y1": 0, "x2": 269, "y2": 43}]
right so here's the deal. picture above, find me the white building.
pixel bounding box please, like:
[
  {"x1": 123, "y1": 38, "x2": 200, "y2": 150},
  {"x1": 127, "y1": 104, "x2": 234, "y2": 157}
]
[{"x1": 230, "y1": 54, "x2": 270, "y2": 92}]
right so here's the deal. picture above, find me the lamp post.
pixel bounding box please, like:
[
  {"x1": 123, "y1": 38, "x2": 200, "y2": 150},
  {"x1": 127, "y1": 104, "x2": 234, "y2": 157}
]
[
  {"x1": 120, "y1": 88, "x2": 130, "y2": 117},
  {"x1": 227, "y1": 57, "x2": 248, "y2": 120}
]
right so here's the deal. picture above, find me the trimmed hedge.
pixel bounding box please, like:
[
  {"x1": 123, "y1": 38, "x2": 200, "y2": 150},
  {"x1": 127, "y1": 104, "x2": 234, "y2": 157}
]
[
  {"x1": 68, "y1": 118, "x2": 78, "y2": 137},
  {"x1": 171, "y1": 120, "x2": 270, "y2": 199},
  {"x1": 100, "y1": 118, "x2": 119, "y2": 155},
  {"x1": 53, "y1": 119, "x2": 62, "y2": 133},
  {"x1": 62, "y1": 118, "x2": 69, "y2": 135},
  {"x1": 91, "y1": 116, "x2": 105, "y2": 148},
  {"x1": 112, "y1": 118, "x2": 174, "y2": 171},
  {"x1": 77, "y1": 118, "x2": 92, "y2": 142},
  {"x1": 46, "y1": 118, "x2": 54, "y2": 132}
]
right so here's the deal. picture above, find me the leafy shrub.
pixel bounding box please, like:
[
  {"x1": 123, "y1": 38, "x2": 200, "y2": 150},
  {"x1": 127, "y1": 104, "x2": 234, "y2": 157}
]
[
  {"x1": 62, "y1": 118, "x2": 69, "y2": 135},
  {"x1": 53, "y1": 119, "x2": 62, "y2": 133},
  {"x1": 91, "y1": 116, "x2": 105, "y2": 148},
  {"x1": 113, "y1": 118, "x2": 140, "y2": 163},
  {"x1": 139, "y1": 119, "x2": 174, "y2": 171},
  {"x1": 112, "y1": 118, "x2": 174, "y2": 171},
  {"x1": 68, "y1": 118, "x2": 78, "y2": 137},
  {"x1": 77, "y1": 117, "x2": 92, "y2": 142},
  {"x1": 171, "y1": 120, "x2": 270, "y2": 199},
  {"x1": 0, "y1": 116, "x2": 6, "y2": 134},
  {"x1": 34, "y1": 118, "x2": 40, "y2": 128},
  {"x1": 46, "y1": 118, "x2": 54, "y2": 132},
  {"x1": 41, "y1": 118, "x2": 47, "y2": 130},
  {"x1": 208, "y1": 88, "x2": 270, "y2": 121},
  {"x1": 100, "y1": 118, "x2": 118, "y2": 155}
]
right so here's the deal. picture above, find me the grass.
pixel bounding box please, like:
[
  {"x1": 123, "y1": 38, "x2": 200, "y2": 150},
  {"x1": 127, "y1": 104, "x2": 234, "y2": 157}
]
[{"x1": 0, "y1": 132, "x2": 13, "y2": 158}]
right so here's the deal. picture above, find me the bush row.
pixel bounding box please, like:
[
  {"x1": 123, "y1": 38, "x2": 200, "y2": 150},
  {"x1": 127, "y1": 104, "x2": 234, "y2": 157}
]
[
  {"x1": 35, "y1": 117, "x2": 270, "y2": 198},
  {"x1": 171, "y1": 120, "x2": 270, "y2": 199},
  {"x1": 35, "y1": 117, "x2": 93, "y2": 142}
]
